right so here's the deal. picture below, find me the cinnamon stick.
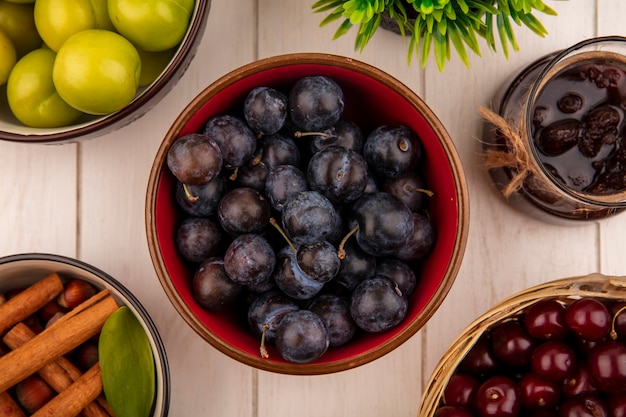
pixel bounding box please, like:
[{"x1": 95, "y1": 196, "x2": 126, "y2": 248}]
[
  {"x1": 3, "y1": 323, "x2": 110, "y2": 417},
  {"x1": 0, "y1": 391, "x2": 26, "y2": 417},
  {"x1": 0, "y1": 273, "x2": 64, "y2": 335},
  {"x1": 31, "y1": 363, "x2": 103, "y2": 417},
  {"x1": 57, "y1": 359, "x2": 115, "y2": 417},
  {"x1": 0, "y1": 291, "x2": 119, "y2": 393}
]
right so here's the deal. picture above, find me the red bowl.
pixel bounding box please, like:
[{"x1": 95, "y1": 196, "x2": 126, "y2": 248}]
[{"x1": 145, "y1": 53, "x2": 470, "y2": 375}]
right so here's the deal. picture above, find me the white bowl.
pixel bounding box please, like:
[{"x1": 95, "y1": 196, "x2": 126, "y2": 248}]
[{"x1": 0, "y1": 252, "x2": 170, "y2": 417}]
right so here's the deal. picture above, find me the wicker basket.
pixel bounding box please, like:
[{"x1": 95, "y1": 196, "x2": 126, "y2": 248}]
[{"x1": 417, "y1": 273, "x2": 626, "y2": 417}]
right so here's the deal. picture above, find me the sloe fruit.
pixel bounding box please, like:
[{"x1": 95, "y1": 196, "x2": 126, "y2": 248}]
[
  {"x1": 167, "y1": 133, "x2": 223, "y2": 185},
  {"x1": 364, "y1": 124, "x2": 421, "y2": 178},
  {"x1": 203, "y1": 115, "x2": 257, "y2": 168},
  {"x1": 289, "y1": 75, "x2": 344, "y2": 131},
  {"x1": 192, "y1": 257, "x2": 242, "y2": 311},
  {"x1": 175, "y1": 217, "x2": 224, "y2": 263},
  {"x1": 244, "y1": 86, "x2": 288, "y2": 135},
  {"x1": 275, "y1": 310, "x2": 329, "y2": 364},
  {"x1": 350, "y1": 276, "x2": 408, "y2": 333}
]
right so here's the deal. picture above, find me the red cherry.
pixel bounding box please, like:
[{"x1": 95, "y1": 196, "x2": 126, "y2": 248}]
[
  {"x1": 519, "y1": 372, "x2": 560, "y2": 411},
  {"x1": 607, "y1": 393, "x2": 626, "y2": 417},
  {"x1": 434, "y1": 405, "x2": 474, "y2": 417},
  {"x1": 475, "y1": 376, "x2": 520, "y2": 417},
  {"x1": 565, "y1": 298, "x2": 611, "y2": 341},
  {"x1": 491, "y1": 320, "x2": 537, "y2": 367},
  {"x1": 459, "y1": 335, "x2": 500, "y2": 378},
  {"x1": 531, "y1": 340, "x2": 577, "y2": 383},
  {"x1": 524, "y1": 298, "x2": 569, "y2": 340},
  {"x1": 587, "y1": 340, "x2": 626, "y2": 395},
  {"x1": 558, "y1": 394, "x2": 608, "y2": 417},
  {"x1": 562, "y1": 364, "x2": 598, "y2": 398},
  {"x1": 443, "y1": 373, "x2": 479, "y2": 409}
]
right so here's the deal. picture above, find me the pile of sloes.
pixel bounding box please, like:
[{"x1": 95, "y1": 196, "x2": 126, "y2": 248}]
[{"x1": 166, "y1": 75, "x2": 436, "y2": 364}]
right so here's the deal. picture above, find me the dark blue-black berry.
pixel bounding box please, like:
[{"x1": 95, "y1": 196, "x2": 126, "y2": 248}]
[
  {"x1": 364, "y1": 124, "x2": 421, "y2": 178},
  {"x1": 289, "y1": 75, "x2": 344, "y2": 131},
  {"x1": 244, "y1": 86, "x2": 288, "y2": 135}
]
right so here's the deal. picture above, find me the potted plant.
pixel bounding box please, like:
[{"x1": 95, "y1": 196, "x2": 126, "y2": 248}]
[{"x1": 312, "y1": 0, "x2": 560, "y2": 71}]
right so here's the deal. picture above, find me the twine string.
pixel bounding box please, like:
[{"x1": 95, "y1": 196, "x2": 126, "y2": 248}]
[{"x1": 480, "y1": 105, "x2": 548, "y2": 198}]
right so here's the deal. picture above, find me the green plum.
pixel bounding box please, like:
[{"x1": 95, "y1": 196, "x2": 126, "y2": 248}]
[
  {"x1": 0, "y1": 28, "x2": 16, "y2": 85},
  {"x1": 53, "y1": 29, "x2": 141, "y2": 115},
  {"x1": 108, "y1": 0, "x2": 194, "y2": 52},
  {"x1": 7, "y1": 48, "x2": 83, "y2": 127},
  {"x1": 0, "y1": 0, "x2": 42, "y2": 57},
  {"x1": 34, "y1": 0, "x2": 114, "y2": 52}
]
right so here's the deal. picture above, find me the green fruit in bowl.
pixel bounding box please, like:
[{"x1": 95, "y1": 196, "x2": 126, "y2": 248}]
[
  {"x1": 53, "y1": 29, "x2": 141, "y2": 115},
  {"x1": 108, "y1": 0, "x2": 194, "y2": 52},
  {"x1": 0, "y1": 29, "x2": 15, "y2": 85},
  {"x1": 6, "y1": 48, "x2": 83, "y2": 127},
  {"x1": 0, "y1": 0, "x2": 42, "y2": 57},
  {"x1": 34, "y1": 0, "x2": 114, "y2": 52}
]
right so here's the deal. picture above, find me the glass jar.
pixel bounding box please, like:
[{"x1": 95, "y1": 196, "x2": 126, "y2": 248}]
[{"x1": 483, "y1": 36, "x2": 626, "y2": 224}]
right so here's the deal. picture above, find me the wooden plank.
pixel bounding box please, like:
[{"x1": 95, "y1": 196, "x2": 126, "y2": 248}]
[
  {"x1": 77, "y1": 1, "x2": 257, "y2": 416},
  {"x1": 420, "y1": 0, "x2": 600, "y2": 382},
  {"x1": 0, "y1": 141, "x2": 77, "y2": 257}
]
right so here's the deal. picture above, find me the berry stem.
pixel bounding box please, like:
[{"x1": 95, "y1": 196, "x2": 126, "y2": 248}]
[
  {"x1": 229, "y1": 167, "x2": 239, "y2": 181},
  {"x1": 404, "y1": 184, "x2": 435, "y2": 197},
  {"x1": 610, "y1": 304, "x2": 626, "y2": 340},
  {"x1": 337, "y1": 224, "x2": 359, "y2": 260},
  {"x1": 294, "y1": 131, "x2": 330, "y2": 139},
  {"x1": 269, "y1": 217, "x2": 297, "y2": 254},
  {"x1": 182, "y1": 183, "x2": 199, "y2": 202},
  {"x1": 260, "y1": 324, "x2": 269, "y2": 359}
]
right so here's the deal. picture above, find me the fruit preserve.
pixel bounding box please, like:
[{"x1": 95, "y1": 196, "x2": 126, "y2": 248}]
[{"x1": 483, "y1": 37, "x2": 626, "y2": 223}]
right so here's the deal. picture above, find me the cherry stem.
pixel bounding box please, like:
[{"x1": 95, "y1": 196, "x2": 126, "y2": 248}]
[
  {"x1": 259, "y1": 324, "x2": 269, "y2": 359},
  {"x1": 294, "y1": 131, "x2": 330, "y2": 139},
  {"x1": 183, "y1": 183, "x2": 199, "y2": 202},
  {"x1": 252, "y1": 154, "x2": 262, "y2": 166},
  {"x1": 229, "y1": 167, "x2": 239, "y2": 181},
  {"x1": 269, "y1": 217, "x2": 297, "y2": 254},
  {"x1": 610, "y1": 304, "x2": 626, "y2": 340},
  {"x1": 337, "y1": 224, "x2": 359, "y2": 260},
  {"x1": 404, "y1": 185, "x2": 435, "y2": 197}
]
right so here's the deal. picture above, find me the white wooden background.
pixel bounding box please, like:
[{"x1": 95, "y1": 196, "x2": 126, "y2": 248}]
[{"x1": 1, "y1": 1, "x2": 623, "y2": 416}]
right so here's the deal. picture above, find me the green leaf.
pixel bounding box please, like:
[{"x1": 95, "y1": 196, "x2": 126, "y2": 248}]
[
  {"x1": 99, "y1": 306, "x2": 156, "y2": 417},
  {"x1": 438, "y1": 16, "x2": 447, "y2": 35},
  {"x1": 466, "y1": 0, "x2": 499, "y2": 15},
  {"x1": 456, "y1": 0, "x2": 470, "y2": 14},
  {"x1": 453, "y1": 16, "x2": 481, "y2": 56},
  {"x1": 319, "y1": 8, "x2": 346, "y2": 26},
  {"x1": 519, "y1": 12, "x2": 549, "y2": 37},
  {"x1": 419, "y1": 25, "x2": 433, "y2": 68},
  {"x1": 448, "y1": 22, "x2": 470, "y2": 67},
  {"x1": 498, "y1": 0, "x2": 511, "y2": 15},
  {"x1": 333, "y1": 18, "x2": 354, "y2": 39},
  {"x1": 433, "y1": 30, "x2": 448, "y2": 71},
  {"x1": 483, "y1": 12, "x2": 496, "y2": 51},
  {"x1": 312, "y1": 0, "x2": 344, "y2": 13}
]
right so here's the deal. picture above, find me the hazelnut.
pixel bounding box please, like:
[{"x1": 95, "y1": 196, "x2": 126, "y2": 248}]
[
  {"x1": 57, "y1": 279, "x2": 97, "y2": 309},
  {"x1": 15, "y1": 375, "x2": 55, "y2": 414}
]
